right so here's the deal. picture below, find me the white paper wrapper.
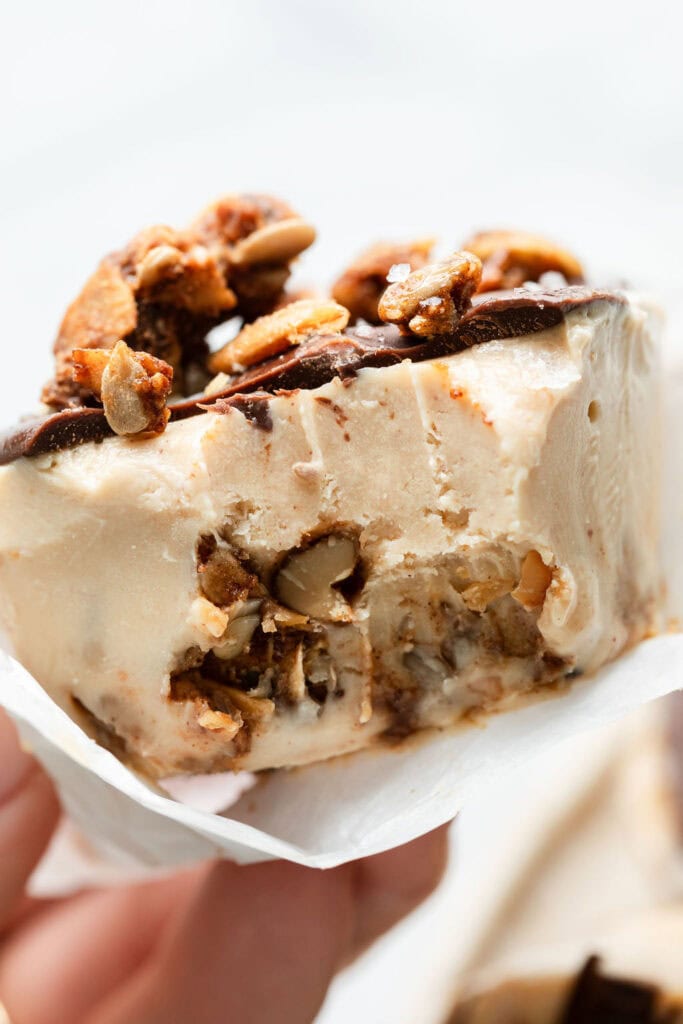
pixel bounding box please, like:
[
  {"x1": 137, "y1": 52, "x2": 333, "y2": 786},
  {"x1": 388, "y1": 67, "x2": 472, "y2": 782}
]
[
  {"x1": 1, "y1": 335, "x2": 682, "y2": 880},
  {"x1": 1, "y1": 634, "x2": 682, "y2": 877}
]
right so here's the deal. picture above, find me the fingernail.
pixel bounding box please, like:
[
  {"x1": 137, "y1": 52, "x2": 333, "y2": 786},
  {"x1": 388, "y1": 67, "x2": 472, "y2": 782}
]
[{"x1": 0, "y1": 711, "x2": 35, "y2": 803}]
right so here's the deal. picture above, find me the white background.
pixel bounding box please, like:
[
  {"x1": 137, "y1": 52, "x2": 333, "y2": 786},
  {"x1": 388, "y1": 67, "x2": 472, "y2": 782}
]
[
  {"x1": 2, "y1": 0, "x2": 683, "y2": 423},
  {"x1": 2, "y1": 1, "x2": 682, "y2": 1020}
]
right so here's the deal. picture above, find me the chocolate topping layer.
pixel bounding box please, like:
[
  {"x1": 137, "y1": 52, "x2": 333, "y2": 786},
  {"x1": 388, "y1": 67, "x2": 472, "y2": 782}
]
[
  {"x1": 214, "y1": 392, "x2": 274, "y2": 431},
  {"x1": 0, "y1": 287, "x2": 624, "y2": 465},
  {"x1": 0, "y1": 408, "x2": 112, "y2": 465}
]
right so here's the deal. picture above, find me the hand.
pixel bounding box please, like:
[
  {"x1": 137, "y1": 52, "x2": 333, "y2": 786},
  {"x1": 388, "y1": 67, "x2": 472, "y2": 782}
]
[{"x1": 0, "y1": 711, "x2": 448, "y2": 1024}]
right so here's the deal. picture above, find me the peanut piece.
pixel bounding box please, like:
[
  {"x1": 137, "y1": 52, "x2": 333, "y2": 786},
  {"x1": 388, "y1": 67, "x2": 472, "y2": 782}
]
[
  {"x1": 275, "y1": 535, "x2": 358, "y2": 623},
  {"x1": 209, "y1": 298, "x2": 350, "y2": 374},
  {"x1": 332, "y1": 238, "x2": 434, "y2": 324},
  {"x1": 511, "y1": 550, "x2": 553, "y2": 610},
  {"x1": 378, "y1": 251, "x2": 482, "y2": 336},
  {"x1": 462, "y1": 229, "x2": 584, "y2": 292},
  {"x1": 73, "y1": 341, "x2": 173, "y2": 437}
]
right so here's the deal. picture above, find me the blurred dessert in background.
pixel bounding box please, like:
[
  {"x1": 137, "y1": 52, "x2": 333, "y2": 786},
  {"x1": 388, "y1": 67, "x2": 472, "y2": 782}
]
[
  {"x1": 450, "y1": 922, "x2": 683, "y2": 1023},
  {"x1": 445, "y1": 693, "x2": 683, "y2": 1023}
]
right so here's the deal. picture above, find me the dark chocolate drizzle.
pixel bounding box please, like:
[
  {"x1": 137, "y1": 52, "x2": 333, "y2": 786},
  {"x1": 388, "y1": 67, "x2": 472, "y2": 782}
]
[
  {"x1": 560, "y1": 956, "x2": 670, "y2": 1024},
  {"x1": 0, "y1": 287, "x2": 624, "y2": 465}
]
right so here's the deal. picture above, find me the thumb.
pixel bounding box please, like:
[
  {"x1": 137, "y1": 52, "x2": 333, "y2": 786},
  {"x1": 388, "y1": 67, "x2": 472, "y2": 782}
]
[{"x1": 0, "y1": 710, "x2": 60, "y2": 934}]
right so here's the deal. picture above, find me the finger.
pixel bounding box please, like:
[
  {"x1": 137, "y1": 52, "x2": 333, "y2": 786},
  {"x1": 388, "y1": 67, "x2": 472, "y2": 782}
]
[
  {"x1": 89, "y1": 859, "x2": 355, "y2": 1024},
  {"x1": 0, "y1": 869, "x2": 203, "y2": 1024},
  {"x1": 0, "y1": 711, "x2": 60, "y2": 935},
  {"x1": 90, "y1": 828, "x2": 450, "y2": 1024},
  {"x1": 1, "y1": 895, "x2": 61, "y2": 935},
  {"x1": 349, "y1": 823, "x2": 450, "y2": 956}
]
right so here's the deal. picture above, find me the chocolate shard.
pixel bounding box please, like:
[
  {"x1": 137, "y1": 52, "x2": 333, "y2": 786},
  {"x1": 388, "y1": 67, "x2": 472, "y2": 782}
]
[
  {"x1": 457, "y1": 286, "x2": 625, "y2": 348},
  {"x1": 0, "y1": 286, "x2": 624, "y2": 466},
  {"x1": 199, "y1": 287, "x2": 624, "y2": 399},
  {"x1": 560, "y1": 955, "x2": 664, "y2": 1024},
  {"x1": 212, "y1": 392, "x2": 274, "y2": 431}
]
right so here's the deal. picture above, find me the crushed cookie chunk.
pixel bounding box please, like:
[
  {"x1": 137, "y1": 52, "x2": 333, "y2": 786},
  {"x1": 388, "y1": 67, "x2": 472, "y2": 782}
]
[
  {"x1": 170, "y1": 675, "x2": 243, "y2": 739},
  {"x1": 378, "y1": 251, "x2": 482, "y2": 336},
  {"x1": 45, "y1": 262, "x2": 139, "y2": 409},
  {"x1": 45, "y1": 232, "x2": 233, "y2": 410},
  {"x1": 73, "y1": 341, "x2": 173, "y2": 437},
  {"x1": 190, "y1": 194, "x2": 316, "y2": 321},
  {"x1": 43, "y1": 193, "x2": 316, "y2": 409},
  {"x1": 71, "y1": 348, "x2": 111, "y2": 397},
  {"x1": 123, "y1": 225, "x2": 237, "y2": 314},
  {"x1": 462, "y1": 229, "x2": 584, "y2": 292},
  {"x1": 190, "y1": 193, "x2": 297, "y2": 248},
  {"x1": 196, "y1": 534, "x2": 260, "y2": 607},
  {"x1": 332, "y1": 238, "x2": 434, "y2": 324}
]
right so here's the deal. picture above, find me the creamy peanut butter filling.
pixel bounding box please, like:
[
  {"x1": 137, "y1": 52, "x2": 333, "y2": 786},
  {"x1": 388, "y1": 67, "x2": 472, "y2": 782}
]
[{"x1": 0, "y1": 291, "x2": 661, "y2": 776}]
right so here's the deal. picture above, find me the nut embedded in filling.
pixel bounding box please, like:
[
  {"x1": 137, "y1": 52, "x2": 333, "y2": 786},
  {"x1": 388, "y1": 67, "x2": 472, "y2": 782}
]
[
  {"x1": 169, "y1": 533, "x2": 359, "y2": 758},
  {"x1": 163, "y1": 533, "x2": 569, "y2": 763}
]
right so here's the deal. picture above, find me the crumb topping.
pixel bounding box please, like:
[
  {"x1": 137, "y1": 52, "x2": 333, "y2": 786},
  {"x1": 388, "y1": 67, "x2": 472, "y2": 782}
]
[
  {"x1": 462, "y1": 228, "x2": 584, "y2": 293},
  {"x1": 72, "y1": 341, "x2": 173, "y2": 437},
  {"x1": 43, "y1": 193, "x2": 316, "y2": 410},
  {"x1": 378, "y1": 251, "x2": 482, "y2": 336},
  {"x1": 332, "y1": 238, "x2": 434, "y2": 324}
]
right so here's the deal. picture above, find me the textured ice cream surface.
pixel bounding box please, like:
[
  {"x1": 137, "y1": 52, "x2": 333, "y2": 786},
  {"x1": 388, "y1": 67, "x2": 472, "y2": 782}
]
[{"x1": 0, "y1": 292, "x2": 661, "y2": 776}]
